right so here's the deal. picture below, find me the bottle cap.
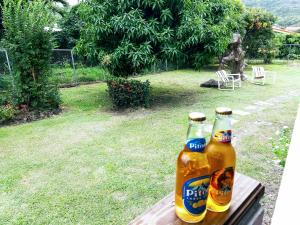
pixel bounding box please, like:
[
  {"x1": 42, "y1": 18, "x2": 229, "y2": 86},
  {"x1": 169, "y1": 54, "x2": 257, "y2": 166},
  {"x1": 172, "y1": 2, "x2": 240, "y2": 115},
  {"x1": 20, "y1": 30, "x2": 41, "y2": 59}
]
[
  {"x1": 216, "y1": 107, "x2": 232, "y2": 115},
  {"x1": 189, "y1": 112, "x2": 206, "y2": 122}
]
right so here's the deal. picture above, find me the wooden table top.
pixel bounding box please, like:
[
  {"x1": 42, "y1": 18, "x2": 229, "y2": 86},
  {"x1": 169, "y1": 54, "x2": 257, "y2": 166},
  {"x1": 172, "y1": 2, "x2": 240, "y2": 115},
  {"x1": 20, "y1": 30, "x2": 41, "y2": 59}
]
[{"x1": 129, "y1": 173, "x2": 265, "y2": 225}]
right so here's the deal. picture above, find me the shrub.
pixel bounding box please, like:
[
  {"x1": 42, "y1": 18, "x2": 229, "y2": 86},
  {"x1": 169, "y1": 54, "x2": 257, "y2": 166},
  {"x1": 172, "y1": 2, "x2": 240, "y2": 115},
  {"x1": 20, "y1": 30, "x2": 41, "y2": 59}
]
[
  {"x1": 0, "y1": 103, "x2": 16, "y2": 123},
  {"x1": 2, "y1": 0, "x2": 60, "y2": 111},
  {"x1": 272, "y1": 126, "x2": 291, "y2": 167},
  {"x1": 107, "y1": 77, "x2": 151, "y2": 109},
  {"x1": 277, "y1": 34, "x2": 300, "y2": 59}
]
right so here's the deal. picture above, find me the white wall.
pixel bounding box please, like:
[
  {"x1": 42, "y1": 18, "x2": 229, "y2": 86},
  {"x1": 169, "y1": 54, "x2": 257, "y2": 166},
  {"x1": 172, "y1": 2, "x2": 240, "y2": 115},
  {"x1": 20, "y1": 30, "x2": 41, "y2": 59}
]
[{"x1": 272, "y1": 104, "x2": 300, "y2": 225}]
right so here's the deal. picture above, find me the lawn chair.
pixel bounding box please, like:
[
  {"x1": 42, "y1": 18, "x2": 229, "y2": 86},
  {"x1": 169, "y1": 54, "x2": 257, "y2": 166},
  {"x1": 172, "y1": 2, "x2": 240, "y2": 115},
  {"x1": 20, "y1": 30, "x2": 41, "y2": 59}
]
[
  {"x1": 216, "y1": 70, "x2": 242, "y2": 91},
  {"x1": 252, "y1": 66, "x2": 277, "y2": 85}
]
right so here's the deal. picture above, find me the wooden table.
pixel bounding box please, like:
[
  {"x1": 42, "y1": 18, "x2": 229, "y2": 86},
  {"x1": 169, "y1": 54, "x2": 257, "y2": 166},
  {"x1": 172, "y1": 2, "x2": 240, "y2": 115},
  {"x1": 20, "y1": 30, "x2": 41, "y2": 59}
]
[{"x1": 129, "y1": 173, "x2": 265, "y2": 225}]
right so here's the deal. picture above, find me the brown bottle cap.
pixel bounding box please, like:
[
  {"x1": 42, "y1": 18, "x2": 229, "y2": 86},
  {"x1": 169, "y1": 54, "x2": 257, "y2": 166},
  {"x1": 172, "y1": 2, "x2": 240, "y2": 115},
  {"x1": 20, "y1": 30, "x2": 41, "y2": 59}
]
[
  {"x1": 189, "y1": 112, "x2": 206, "y2": 122},
  {"x1": 216, "y1": 107, "x2": 232, "y2": 115}
]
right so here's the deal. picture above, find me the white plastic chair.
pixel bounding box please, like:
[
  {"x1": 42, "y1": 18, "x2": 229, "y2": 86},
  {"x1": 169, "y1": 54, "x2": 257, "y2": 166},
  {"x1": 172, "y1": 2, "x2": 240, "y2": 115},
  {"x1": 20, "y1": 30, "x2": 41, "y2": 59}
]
[
  {"x1": 252, "y1": 67, "x2": 277, "y2": 85},
  {"x1": 216, "y1": 70, "x2": 242, "y2": 91}
]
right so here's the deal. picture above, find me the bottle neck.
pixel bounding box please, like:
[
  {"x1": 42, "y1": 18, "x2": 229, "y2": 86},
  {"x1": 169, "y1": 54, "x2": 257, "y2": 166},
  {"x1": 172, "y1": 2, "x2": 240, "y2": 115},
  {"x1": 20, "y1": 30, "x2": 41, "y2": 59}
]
[
  {"x1": 185, "y1": 121, "x2": 206, "y2": 152},
  {"x1": 211, "y1": 114, "x2": 232, "y2": 143}
]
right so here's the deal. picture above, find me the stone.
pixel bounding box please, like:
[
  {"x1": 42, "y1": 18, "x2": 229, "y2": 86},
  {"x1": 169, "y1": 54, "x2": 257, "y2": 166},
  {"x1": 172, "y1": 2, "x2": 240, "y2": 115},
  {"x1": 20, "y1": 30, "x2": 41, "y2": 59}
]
[{"x1": 200, "y1": 79, "x2": 221, "y2": 88}]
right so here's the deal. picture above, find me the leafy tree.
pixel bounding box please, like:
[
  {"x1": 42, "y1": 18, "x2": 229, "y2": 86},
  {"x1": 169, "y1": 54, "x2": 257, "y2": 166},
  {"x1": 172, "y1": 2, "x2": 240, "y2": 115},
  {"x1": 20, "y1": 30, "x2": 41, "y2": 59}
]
[
  {"x1": 55, "y1": 5, "x2": 82, "y2": 49},
  {"x1": 0, "y1": 0, "x2": 3, "y2": 39},
  {"x1": 2, "y1": 0, "x2": 60, "y2": 110},
  {"x1": 243, "y1": 8, "x2": 277, "y2": 63},
  {"x1": 277, "y1": 33, "x2": 300, "y2": 59},
  {"x1": 77, "y1": 0, "x2": 245, "y2": 76},
  {"x1": 178, "y1": 0, "x2": 245, "y2": 68},
  {"x1": 0, "y1": 0, "x2": 69, "y2": 39}
]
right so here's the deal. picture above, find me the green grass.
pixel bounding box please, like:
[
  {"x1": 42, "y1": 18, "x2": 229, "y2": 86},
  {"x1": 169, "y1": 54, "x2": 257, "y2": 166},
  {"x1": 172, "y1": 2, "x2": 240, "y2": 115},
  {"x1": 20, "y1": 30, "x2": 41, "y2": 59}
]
[
  {"x1": 50, "y1": 66, "x2": 108, "y2": 85},
  {"x1": 0, "y1": 64, "x2": 299, "y2": 224}
]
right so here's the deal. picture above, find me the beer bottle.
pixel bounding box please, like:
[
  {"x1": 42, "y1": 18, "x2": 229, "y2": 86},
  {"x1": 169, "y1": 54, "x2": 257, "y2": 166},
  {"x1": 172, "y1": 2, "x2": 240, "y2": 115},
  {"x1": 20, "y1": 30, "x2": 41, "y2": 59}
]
[
  {"x1": 175, "y1": 112, "x2": 211, "y2": 223},
  {"x1": 206, "y1": 107, "x2": 236, "y2": 212}
]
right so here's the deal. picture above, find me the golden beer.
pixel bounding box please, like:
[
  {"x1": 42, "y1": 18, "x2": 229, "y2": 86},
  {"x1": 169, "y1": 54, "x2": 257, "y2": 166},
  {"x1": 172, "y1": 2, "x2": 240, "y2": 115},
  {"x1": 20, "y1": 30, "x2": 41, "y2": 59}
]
[
  {"x1": 175, "y1": 112, "x2": 211, "y2": 223},
  {"x1": 206, "y1": 107, "x2": 236, "y2": 212}
]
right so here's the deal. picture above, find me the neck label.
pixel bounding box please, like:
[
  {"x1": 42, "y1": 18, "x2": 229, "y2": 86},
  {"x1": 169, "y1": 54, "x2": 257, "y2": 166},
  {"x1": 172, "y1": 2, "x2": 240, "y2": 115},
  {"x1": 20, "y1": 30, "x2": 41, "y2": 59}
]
[
  {"x1": 214, "y1": 130, "x2": 232, "y2": 143},
  {"x1": 186, "y1": 138, "x2": 206, "y2": 152}
]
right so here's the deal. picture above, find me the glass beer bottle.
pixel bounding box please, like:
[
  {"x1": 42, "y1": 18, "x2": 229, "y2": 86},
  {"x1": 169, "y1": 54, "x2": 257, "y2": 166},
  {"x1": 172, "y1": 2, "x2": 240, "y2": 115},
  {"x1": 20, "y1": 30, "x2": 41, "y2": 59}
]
[
  {"x1": 175, "y1": 112, "x2": 211, "y2": 223},
  {"x1": 206, "y1": 107, "x2": 236, "y2": 212}
]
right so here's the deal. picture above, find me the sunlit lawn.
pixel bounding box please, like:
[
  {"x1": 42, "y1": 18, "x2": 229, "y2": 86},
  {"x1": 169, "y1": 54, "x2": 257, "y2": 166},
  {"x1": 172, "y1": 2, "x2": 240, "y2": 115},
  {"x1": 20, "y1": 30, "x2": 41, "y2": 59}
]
[{"x1": 0, "y1": 64, "x2": 299, "y2": 224}]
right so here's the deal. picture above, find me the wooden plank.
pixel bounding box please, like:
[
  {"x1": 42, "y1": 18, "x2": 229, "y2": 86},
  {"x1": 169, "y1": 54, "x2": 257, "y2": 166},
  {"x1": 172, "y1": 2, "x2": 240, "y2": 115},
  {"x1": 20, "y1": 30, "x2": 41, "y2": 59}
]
[{"x1": 129, "y1": 173, "x2": 264, "y2": 225}]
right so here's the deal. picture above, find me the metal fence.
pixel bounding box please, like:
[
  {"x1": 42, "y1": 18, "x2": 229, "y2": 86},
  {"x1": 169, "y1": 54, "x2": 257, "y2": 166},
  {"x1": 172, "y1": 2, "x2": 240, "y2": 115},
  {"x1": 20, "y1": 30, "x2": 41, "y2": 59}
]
[
  {"x1": 0, "y1": 49, "x2": 12, "y2": 76},
  {"x1": 50, "y1": 49, "x2": 77, "y2": 85},
  {"x1": 0, "y1": 49, "x2": 14, "y2": 92}
]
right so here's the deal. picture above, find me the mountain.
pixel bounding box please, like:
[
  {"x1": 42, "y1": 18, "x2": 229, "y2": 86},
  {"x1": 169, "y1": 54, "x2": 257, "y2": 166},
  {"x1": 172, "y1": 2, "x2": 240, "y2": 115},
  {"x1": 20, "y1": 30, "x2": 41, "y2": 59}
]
[{"x1": 243, "y1": 0, "x2": 300, "y2": 27}]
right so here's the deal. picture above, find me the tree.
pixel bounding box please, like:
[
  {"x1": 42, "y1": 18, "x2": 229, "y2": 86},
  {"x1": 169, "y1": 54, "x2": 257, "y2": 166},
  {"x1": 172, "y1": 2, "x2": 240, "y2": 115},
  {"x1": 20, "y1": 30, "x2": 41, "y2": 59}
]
[
  {"x1": 76, "y1": 0, "x2": 245, "y2": 76},
  {"x1": 178, "y1": 0, "x2": 245, "y2": 69},
  {"x1": 277, "y1": 33, "x2": 300, "y2": 59},
  {"x1": 55, "y1": 4, "x2": 82, "y2": 49},
  {"x1": 243, "y1": 8, "x2": 277, "y2": 63},
  {"x1": 3, "y1": 0, "x2": 60, "y2": 110},
  {"x1": 0, "y1": 0, "x2": 69, "y2": 39},
  {"x1": 46, "y1": 0, "x2": 69, "y2": 15}
]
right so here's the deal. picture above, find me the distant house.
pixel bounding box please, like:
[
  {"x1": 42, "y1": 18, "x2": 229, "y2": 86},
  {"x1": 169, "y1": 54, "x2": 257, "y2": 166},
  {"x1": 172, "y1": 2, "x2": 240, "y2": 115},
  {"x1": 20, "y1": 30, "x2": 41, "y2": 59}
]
[
  {"x1": 272, "y1": 26, "x2": 297, "y2": 35},
  {"x1": 286, "y1": 26, "x2": 300, "y2": 33}
]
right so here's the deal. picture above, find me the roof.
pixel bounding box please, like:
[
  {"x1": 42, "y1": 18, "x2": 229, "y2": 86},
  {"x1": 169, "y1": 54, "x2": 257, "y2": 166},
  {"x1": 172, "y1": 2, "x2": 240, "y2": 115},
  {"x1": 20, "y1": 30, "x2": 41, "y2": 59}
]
[
  {"x1": 272, "y1": 26, "x2": 297, "y2": 35},
  {"x1": 286, "y1": 27, "x2": 300, "y2": 33}
]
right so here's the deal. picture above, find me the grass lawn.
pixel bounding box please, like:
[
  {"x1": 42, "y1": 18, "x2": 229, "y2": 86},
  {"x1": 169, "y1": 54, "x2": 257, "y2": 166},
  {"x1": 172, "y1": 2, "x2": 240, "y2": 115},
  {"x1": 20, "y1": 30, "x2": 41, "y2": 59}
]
[
  {"x1": 0, "y1": 64, "x2": 299, "y2": 224},
  {"x1": 50, "y1": 66, "x2": 108, "y2": 85}
]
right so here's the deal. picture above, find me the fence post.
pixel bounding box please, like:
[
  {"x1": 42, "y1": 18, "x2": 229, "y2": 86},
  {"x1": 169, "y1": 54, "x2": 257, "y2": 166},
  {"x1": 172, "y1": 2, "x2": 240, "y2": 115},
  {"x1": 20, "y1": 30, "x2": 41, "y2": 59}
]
[{"x1": 70, "y1": 49, "x2": 77, "y2": 83}]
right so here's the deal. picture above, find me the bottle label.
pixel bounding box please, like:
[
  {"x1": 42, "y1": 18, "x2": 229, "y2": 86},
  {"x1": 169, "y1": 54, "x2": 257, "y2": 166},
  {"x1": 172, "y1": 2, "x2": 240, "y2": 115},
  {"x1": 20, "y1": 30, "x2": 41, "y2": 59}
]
[
  {"x1": 209, "y1": 167, "x2": 234, "y2": 206},
  {"x1": 182, "y1": 176, "x2": 210, "y2": 215},
  {"x1": 186, "y1": 138, "x2": 206, "y2": 152},
  {"x1": 213, "y1": 130, "x2": 232, "y2": 143}
]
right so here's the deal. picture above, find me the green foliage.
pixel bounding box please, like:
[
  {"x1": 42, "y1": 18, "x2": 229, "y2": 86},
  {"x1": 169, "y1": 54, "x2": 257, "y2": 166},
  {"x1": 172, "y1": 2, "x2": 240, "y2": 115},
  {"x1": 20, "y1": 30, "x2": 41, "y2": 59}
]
[
  {"x1": 277, "y1": 33, "x2": 300, "y2": 59},
  {"x1": 0, "y1": 103, "x2": 16, "y2": 123},
  {"x1": 272, "y1": 127, "x2": 291, "y2": 167},
  {"x1": 244, "y1": 0, "x2": 300, "y2": 27},
  {"x1": 55, "y1": 5, "x2": 82, "y2": 49},
  {"x1": 50, "y1": 66, "x2": 109, "y2": 85},
  {"x1": 0, "y1": 0, "x2": 3, "y2": 39},
  {"x1": 243, "y1": 8, "x2": 277, "y2": 63},
  {"x1": 2, "y1": 0, "x2": 60, "y2": 111},
  {"x1": 178, "y1": 0, "x2": 245, "y2": 69},
  {"x1": 46, "y1": 0, "x2": 69, "y2": 16},
  {"x1": 0, "y1": 0, "x2": 69, "y2": 40},
  {"x1": 107, "y1": 77, "x2": 151, "y2": 109},
  {"x1": 77, "y1": 0, "x2": 245, "y2": 76}
]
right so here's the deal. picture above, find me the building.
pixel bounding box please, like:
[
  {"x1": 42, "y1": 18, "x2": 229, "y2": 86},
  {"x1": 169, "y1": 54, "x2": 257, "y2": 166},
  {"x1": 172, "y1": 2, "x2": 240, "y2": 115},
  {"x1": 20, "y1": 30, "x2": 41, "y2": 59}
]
[{"x1": 272, "y1": 26, "x2": 297, "y2": 35}]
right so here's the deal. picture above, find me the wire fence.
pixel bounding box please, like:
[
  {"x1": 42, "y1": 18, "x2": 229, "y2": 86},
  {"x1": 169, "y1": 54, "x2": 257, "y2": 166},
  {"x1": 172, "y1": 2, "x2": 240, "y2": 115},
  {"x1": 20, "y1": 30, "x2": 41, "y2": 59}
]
[
  {"x1": 1, "y1": 45, "x2": 299, "y2": 89},
  {"x1": 50, "y1": 49, "x2": 77, "y2": 85},
  {"x1": 246, "y1": 44, "x2": 300, "y2": 66},
  {"x1": 0, "y1": 49, "x2": 14, "y2": 92},
  {"x1": 0, "y1": 49, "x2": 12, "y2": 76},
  {"x1": 283, "y1": 44, "x2": 300, "y2": 66},
  {"x1": 50, "y1": 49, "x2": 109, "y2": 86}
]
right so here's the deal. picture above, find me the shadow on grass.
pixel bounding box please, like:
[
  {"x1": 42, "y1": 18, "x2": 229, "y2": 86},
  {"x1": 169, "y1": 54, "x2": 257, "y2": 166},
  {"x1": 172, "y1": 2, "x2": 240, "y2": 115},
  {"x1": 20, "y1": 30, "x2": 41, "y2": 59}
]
[
  {"x1": 150, "y1": 85, "x2": 199, "y2": 109},
  {"x1": 61, "y1": 84, "x2": 112, "y2": 112}
]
